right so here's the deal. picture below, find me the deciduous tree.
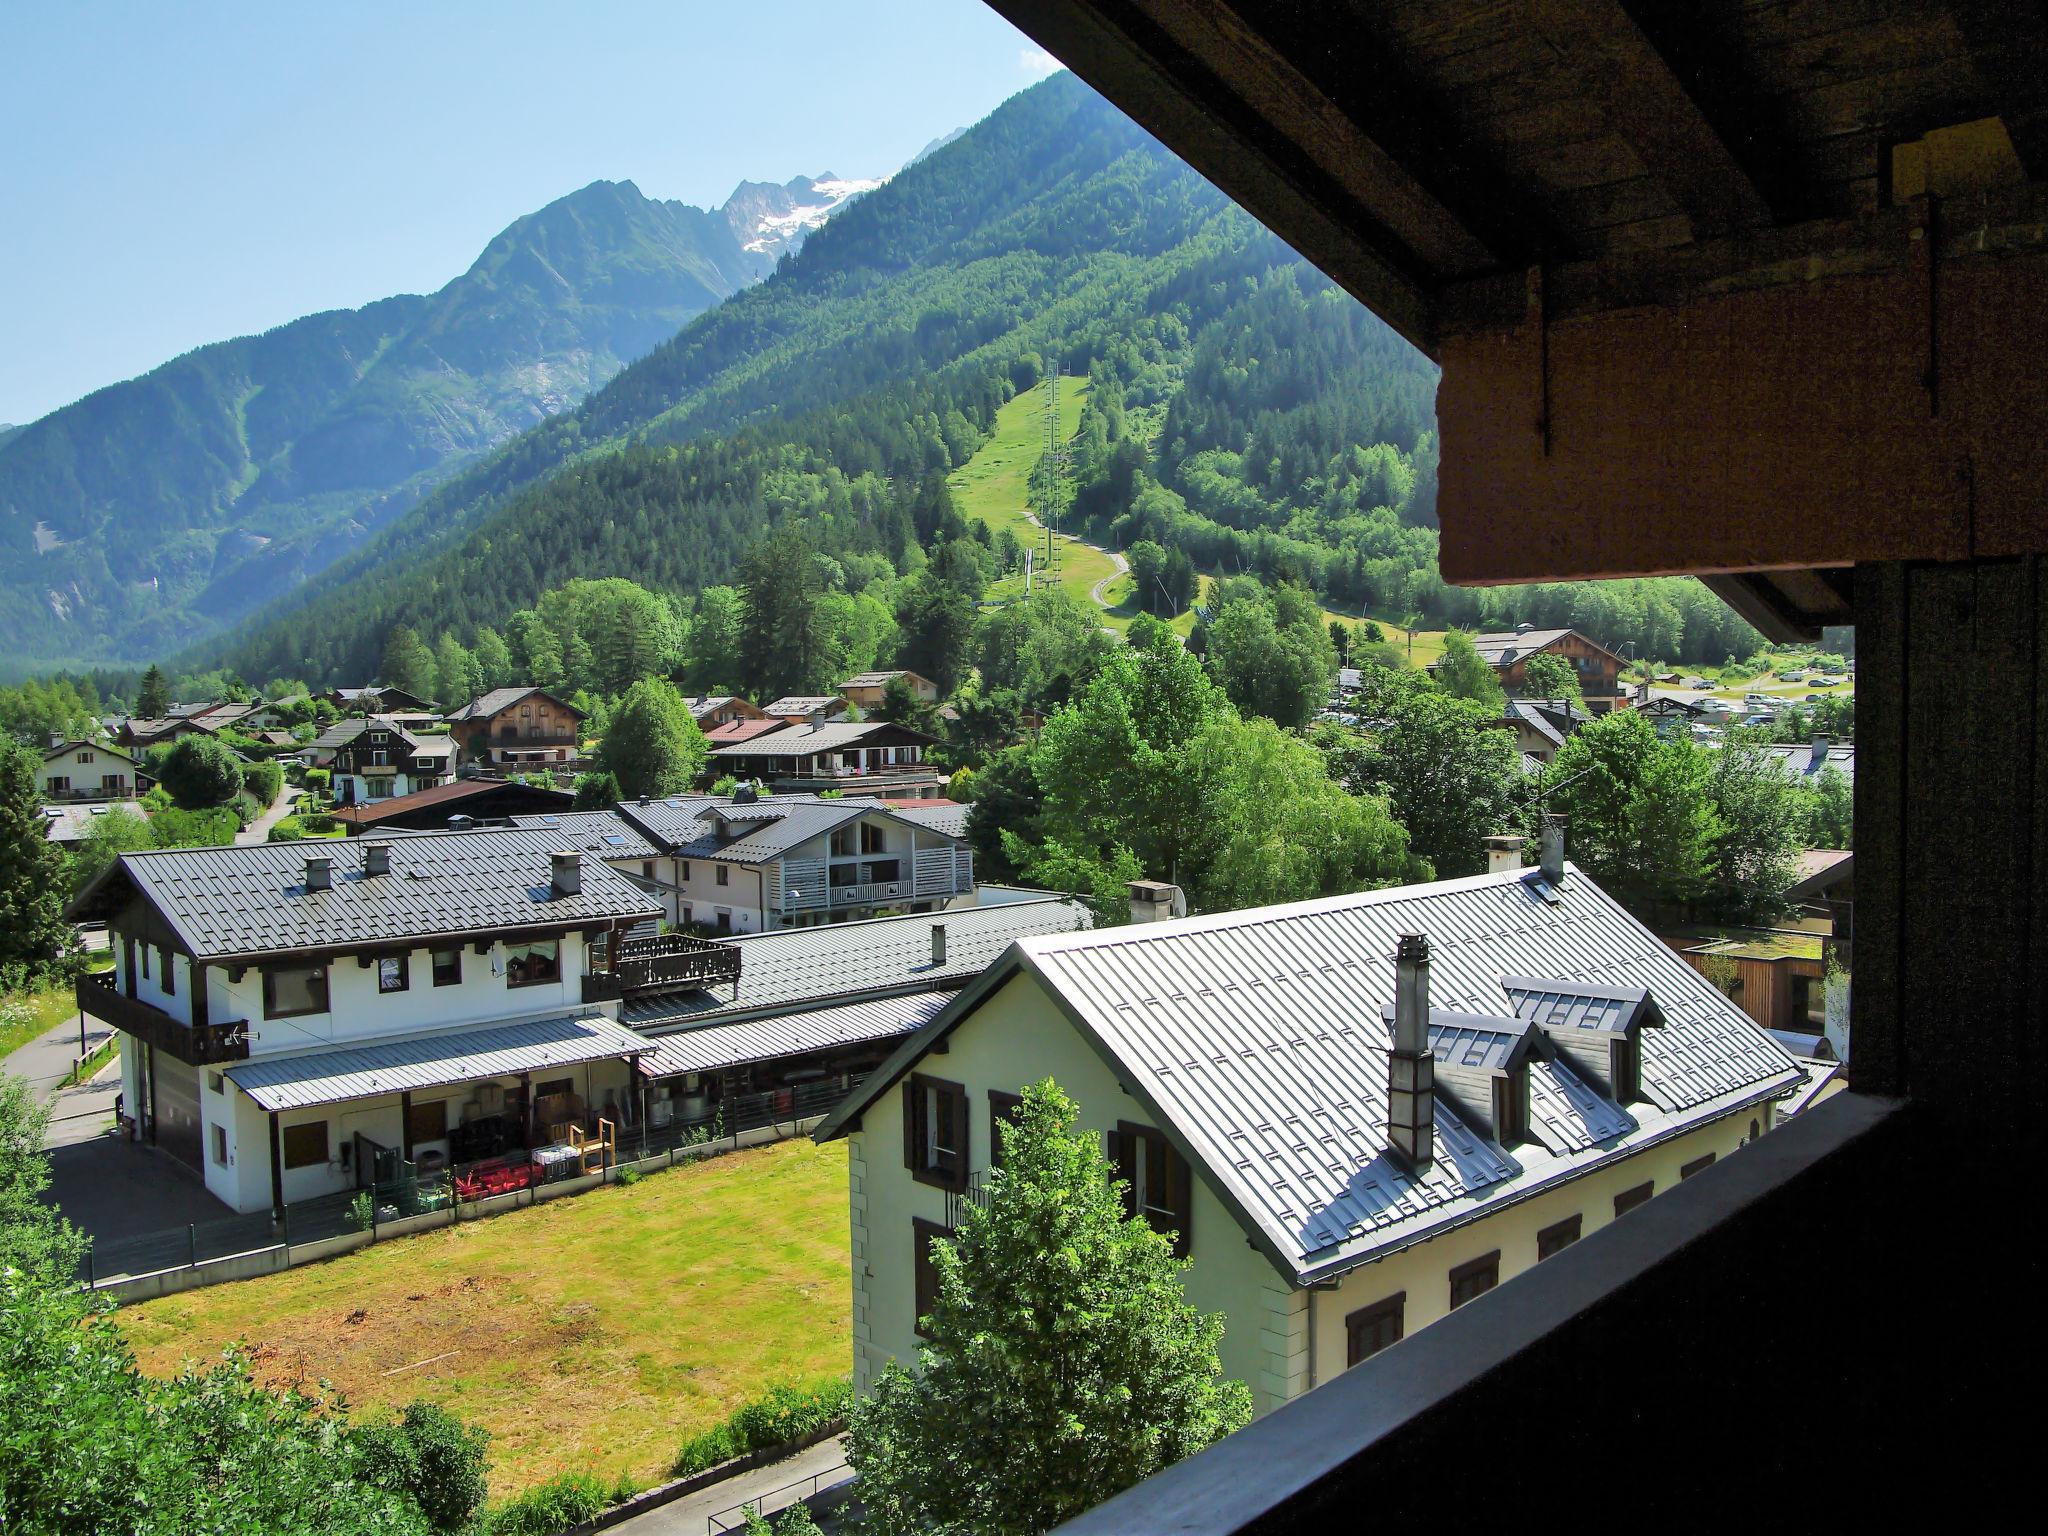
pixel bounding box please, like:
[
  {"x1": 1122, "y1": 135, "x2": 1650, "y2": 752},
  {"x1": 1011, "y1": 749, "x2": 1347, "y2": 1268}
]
[
  {"x1": 1433, "y1": 630, "x2": 1506, "y2": 712},
  {"x1": 594, "y1": 680, "x2": 707, "y2": 799}
]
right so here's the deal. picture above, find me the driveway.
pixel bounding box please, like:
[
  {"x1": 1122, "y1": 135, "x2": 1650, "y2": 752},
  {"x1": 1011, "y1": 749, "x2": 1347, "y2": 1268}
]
[
  {"x1": 236, "y1": 783, "x2": 303, "y2": 845},
  {"x1": 44, "y1": 1134, "x2": 239, "y2": 1270},
  {"x1": 608, "y1": 1434, "x2": 851, "y2": 1534}
]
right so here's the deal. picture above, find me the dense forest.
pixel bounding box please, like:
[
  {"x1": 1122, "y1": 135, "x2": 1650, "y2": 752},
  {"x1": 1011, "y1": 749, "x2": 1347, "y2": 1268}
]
[{"x1": 180, "y1": 73, "x2": 1760, "y2": 689}]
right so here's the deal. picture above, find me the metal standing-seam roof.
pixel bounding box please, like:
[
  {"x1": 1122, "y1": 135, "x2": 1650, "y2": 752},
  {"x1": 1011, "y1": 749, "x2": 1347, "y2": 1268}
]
[
  {"x1": 635, "y1": 991, "x2": 949, "y2": 1080},
  {"x1": 707, "y1": 721, "x2": 928, "y2": 759},
  {"x1": 66, "y1": 829, "x2": 663, "y2": 960},
  {"x1": 888, "y1": 801, "x2": 971, "y2": 839},
  {"x1": 824, "y1": 863, "x2": 1801, "y2": 1284},
  {"x1": 511, "y1": 810, "x2": 661, "y2": 861},
  {"x1": 624, "y1": 896, "x2": 1093, "y2": 1032},
  {"x1": 227, "y1": 1012, "x2": 650, "y2": 1111}
]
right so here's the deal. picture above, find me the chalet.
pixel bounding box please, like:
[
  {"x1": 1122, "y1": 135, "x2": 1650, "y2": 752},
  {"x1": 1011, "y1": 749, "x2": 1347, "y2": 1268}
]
[
  {"x1": 320, "y1": 685, "x2": 435, "y2": 716},
  {"x1": 1639, "y1": 695, "x2": 1713, "y2": 739},
  {"x1": 333, "y1": 777, "x2": 575, "y2": 834},
  {"x1": 1463, "y1": 627, "x2": 1630, "y2": 713},
  {"x1": 706, "y1": 719, "x2": 944, "y2": 798},
  {"x1": 531, "y1": 789, "x2": 978, "y2": 934},
  {"x1": 821, "y1": 843, "x2": 1802, "y2": 1416},
  {"x1": 685, "y1": 695, "x2": 767, "y2": 728},
  {"x1": 326, "y1": 717, "x2": 458, "y2": 806},
  {"x1": 113, "y1": 717, "x2": 215, "y2": 752},
  {"x1": 704, "y1": 717, "x2": 792, "y2": 748},
  {"x1": 1497, "y1": 698, "x2": 1589, "y2": 764},
  {"x1": 445, "y1": 687, "x2": 585, "y2": 770},
  {"x1": 841, "y1": 670, "x2": 940, "y2": 711},
  {"x1": 621, "y1": 896, "x2": 1089, "y2": 1136},
  {"x1": 242, "y1": 695, "x2": 314, "y2": 730},
  {"x1": 38, "y1": 739, "x2": 151, "y2": 801},
  {"x1": 65, "y1": 831, "x2": 668, "y2": 1215},
  {"x1": 762, "y1": 695, "x2": 852, "y2": 726}
]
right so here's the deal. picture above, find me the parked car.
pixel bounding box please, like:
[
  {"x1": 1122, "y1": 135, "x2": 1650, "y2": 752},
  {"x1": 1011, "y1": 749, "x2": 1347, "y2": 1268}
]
[{"x1": 1814, "y1": 676, "x2": 1842, "y2": 687}]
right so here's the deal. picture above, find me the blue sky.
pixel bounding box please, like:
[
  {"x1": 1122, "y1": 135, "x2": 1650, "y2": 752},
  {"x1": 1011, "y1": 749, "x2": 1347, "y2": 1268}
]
[{"x1": 0, "y1": 1, "x2": 1064, "y2": 425}]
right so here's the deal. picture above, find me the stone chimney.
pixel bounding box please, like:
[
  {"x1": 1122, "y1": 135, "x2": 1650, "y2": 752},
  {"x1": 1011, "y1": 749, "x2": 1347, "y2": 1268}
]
[
  {"x1": 1540, "y1": 817, "x2": 1568, "y2": 883},
  {"x1": 1484, "y1": 834, "x2": 1525, "y2": 875},
  {"x1": 551, "y1": 850, "x2": 582, "y2": 898},
  {"x1": 304, "y1": 855, "x2": 332, "y2": 893},
  {"x1": 931, "y1": 922, "x2": 947, "y2": 967},
  {"x1": 1388, "y1": 933, "x2": 1434, "y2": 1171},
  {"x1": 362, "y1": 843, "x2": 390, "y2": 877},
  {"x1": 1128, "y1": 880, "x2": 1186, "y2": 924}
]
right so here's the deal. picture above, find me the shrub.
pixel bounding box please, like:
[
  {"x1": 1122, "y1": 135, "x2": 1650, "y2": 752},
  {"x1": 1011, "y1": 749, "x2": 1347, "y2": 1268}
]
[
  {"x1": 613, "y1": 1165, "x2": 642, "y2": 1187},
  {"x1": 302, "y1": 812, "x2": 341, "y2": 833},
  {"x1": 267, "y1": 816, "x2": 308, "y2": 843},
  {"x1": 241, "y1": 757, "x2": 285, "y2": 807},
  {"x1": 672, "y1": 1378, "x2": 852, "y2": 1477},
  {"x1": 346, "y1": 1190, "x2": 374, "y2": 1232},
  {"x1": 483, "y1": 1471, "x2": 611, "y2": 1536},
  {"x1": 303, "y1": 767, "x2": 331, "y2": 795},
  {"x1": 354, "y1": 1400, "x2": 491, "y2": 1533},
  {"x1": 230, "y1": 791, "x2": 263, "y2": 828}
]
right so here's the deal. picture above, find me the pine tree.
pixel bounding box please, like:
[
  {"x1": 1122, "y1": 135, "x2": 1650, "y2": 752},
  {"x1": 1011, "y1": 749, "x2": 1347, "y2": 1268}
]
[
  {"x1": 379, "y1": 625, "x2": 436, "y2": 703},
  {"x1": 737, "y1": 529, "x2": 831, "y2": 700},
  {"x1": 847, "y1": 1080, "x2": 1251, "y2": 1534},
  {"x1": 0, "y1": 745, "x2": 76, "y2": 986},
  {"x1": 136, "y1": 664, "x2": 171, "y2": 718}
]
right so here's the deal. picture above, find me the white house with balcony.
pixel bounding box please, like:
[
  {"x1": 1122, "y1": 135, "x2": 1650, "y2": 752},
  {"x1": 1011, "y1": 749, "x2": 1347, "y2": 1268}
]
[
  {"x1": 512, "y1": 792, "x2": 976, "y2": 935},
  {"x1": 706, "y1": 719, "x2": 945, "y2": 798},
  {"x1": 65, "y1": 830, "x2": 675, "y2": 1216},
  {"x1": 38, "y1": 739, "x2": 151, "y2": 801}
]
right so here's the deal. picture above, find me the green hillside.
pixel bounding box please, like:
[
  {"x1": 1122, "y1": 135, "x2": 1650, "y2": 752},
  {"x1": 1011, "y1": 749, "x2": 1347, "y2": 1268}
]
[{"x1": 0, "y1": 180, "x2": 806, "y2": 666}]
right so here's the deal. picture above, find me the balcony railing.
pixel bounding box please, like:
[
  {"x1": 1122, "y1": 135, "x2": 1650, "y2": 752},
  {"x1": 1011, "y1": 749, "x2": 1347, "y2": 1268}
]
[
  {"x1": 945, "y1": 1168, "x2": 993, "y2": 1228},
  {"x1": 585, "y1": 933, "x2": 742, "y2": 1002},
  {"x1": 76, "y1": 972, "x2": 250, "y2": 1067}
]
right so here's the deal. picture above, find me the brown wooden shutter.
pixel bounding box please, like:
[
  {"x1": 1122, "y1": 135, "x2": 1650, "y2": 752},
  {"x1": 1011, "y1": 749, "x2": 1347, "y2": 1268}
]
[
  {"x1": 902, "y1": 1081, "x2": 919, "y2": 1171},
  {"x1": 942, "y1": 1082, "x2": 968, "y2": 1191},
  {"x1": 1165, "y1": 1143, "x2": 1193, "y2": 1259},
  {"x1": 1110, "y1": 1124, "x2": 1138, "y2": 1220}
]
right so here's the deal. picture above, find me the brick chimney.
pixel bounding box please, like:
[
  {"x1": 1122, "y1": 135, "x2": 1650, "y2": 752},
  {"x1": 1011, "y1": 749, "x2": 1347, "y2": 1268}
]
[{"x1": 1388, "y1": 933, "x2": 1434, "y2": 1171}]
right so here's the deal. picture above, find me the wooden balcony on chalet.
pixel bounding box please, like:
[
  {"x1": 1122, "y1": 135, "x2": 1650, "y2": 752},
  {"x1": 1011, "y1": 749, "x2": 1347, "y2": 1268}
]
[
  {"x1": 76, "y1": 971, "x2": 250, "y2": 1067},
  {"x1": 582, "y1": 932, "x2": 742, "y2": 1003}
]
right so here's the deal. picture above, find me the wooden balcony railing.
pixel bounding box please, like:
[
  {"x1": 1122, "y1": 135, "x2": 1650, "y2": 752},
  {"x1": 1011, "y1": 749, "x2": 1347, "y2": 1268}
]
[
  {"x1": 585, "y1": 933, "x2": 742, "y2": 1002},
  {"x1": 76, "y1": 972, "x2": 250, "y2": 1067}
]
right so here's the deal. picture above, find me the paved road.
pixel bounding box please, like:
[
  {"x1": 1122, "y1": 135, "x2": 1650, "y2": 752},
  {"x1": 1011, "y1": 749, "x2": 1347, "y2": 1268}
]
[
  {"x1": 236, "y1": 783, "x2": 303, "y2": 845},
  {"x1": 609, "y1": 1434, "x2": 851, "y2": 1535}
]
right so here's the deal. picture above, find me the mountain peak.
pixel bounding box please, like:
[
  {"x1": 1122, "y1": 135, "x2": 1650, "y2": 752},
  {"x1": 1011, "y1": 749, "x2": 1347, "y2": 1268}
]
[{"x1": 719, "y1": 173, "x2": 883, "y2": 260}]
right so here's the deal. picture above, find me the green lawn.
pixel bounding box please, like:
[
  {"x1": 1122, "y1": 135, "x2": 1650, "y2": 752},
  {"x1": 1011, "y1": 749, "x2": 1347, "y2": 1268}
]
[
  {"x1": 118, "y1": 1138, "x2": 851, "y2": 1498},
  {"x1": 1, "y1": 952, "x2": 113, "y2": 1059}
]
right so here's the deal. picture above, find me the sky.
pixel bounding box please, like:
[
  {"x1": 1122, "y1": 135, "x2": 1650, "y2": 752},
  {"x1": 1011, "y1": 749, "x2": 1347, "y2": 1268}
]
[{"x1": 0, "y1": 1, "x2": 1065, "y2": 426}]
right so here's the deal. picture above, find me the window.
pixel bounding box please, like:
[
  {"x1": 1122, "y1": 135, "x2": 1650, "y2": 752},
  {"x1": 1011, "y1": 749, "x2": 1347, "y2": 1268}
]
[
  {"x1": 281, "y1": 1121, "x2": 329, "y2": 1169},
  {"x1": 912, "y1": 1217, "x2": 951, "y2": 1338},
  {"x1": 1680, "y1": 1152, "x2": 1716, "y2": 1180},
  {"x1": 679, "y1": 861, "x2": 691, "y2": 881},
  {"x1": 903, "y1": 1074, "x2": 967, "y2": 1190},
  {"x1": 1791, "y1": 973, "x2": 1825, "y2": 1029},
  {"x1": 1448, "y1": 1251, "x2": 1501, "y2": 1310},
  {"x1": 1537, "y1": 1214, "x2": 1583, "y2": 1259},
  {"x1": 1345, "y1": 1293, "x2": 1405, "y2": 1366},
  {"x1": 504, "y1": 940, "x2": 559, "y2": 988},
  {"x1": 1610, "y1": 1036, "x2": 1640, "y2": 1102},
  {"x1": 47, "y1": 775, "x2": 69, "y2": 793},
  {"x1": 831, "y1": 828, "x2": 854, "y2": 857},
  {"x1": 160, "y1": 947, "x2": 174, "y2": 996},
  {"x1": 263, "y1": 964, "x2": 328, "y2": 1018},
  {"x1": 431, "y1": 948, "x2": 462, "y2": 987},
  {"x1": 861, "y1": 822, "x2": 885, "y2": 854},
  {"x1": 1492, "y1": 1069, "x2": 1527, "y2": 1144},
  {"x1": 988, "y1": 1090, "x2": 1024, "y2": 1168},
  {"x1": 211, "y1": 1125, "x2": 228, "y2": 1166},
  {"x1": 377, "y1": 954, "x2": 410, "y2": 993},
  {"x1": 1113, "y1": 1121, "x2": 1193, "y2": 1257},
  {"x1": 407, "y1": 1099, "x2": 448, "y2": 1145},
  {"x1": 714, "y1": 909, "x2": 732, "y2": 934},
  {"x1": 716, "y1": 864, "x2": 729, "y2": 886},
  {"x1": 1614, "y1": 1181, "x2": 1654, "y2": 1217},
  {"x1": 78, "y1": 750, "x2": 94, "y2": 764},
  {"x1": 139, "y1": 944, "x2": 149, "y2": 980},
  {"x1": 206, "y1": 1071, "x2": 224, "y2": 1094},
  {"x1": 641, "y1": 861, "x2": 654, "y2": 880}
]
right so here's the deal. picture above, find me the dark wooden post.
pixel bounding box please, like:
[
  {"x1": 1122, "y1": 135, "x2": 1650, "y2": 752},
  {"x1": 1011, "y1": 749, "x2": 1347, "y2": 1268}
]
[
  {"x1": 144, "y1": 1042, "x2": 157, "y2": 1144},
  {"x1": 268, "y1": 1110, "x2": 284, "y2": 1220},
  {"x1": 400, "y1": 1091, "x2": 414, "y2": 1161},
  {"x1": 521, "y1": 1071, "x2": 535, "y2": 1147}
]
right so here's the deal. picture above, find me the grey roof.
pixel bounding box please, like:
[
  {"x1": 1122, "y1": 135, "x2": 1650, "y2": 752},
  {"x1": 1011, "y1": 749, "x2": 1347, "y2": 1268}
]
[
  {"x1": 1778, "y1": 1057, "x2": 1844, "y2": 1117},
  {"x1": 624, "y1": 896, "x2": 1092, "y2": 1032},
  {"x1": 708, "y1": 721, "x2": 923, "y2": 759},
  {"x1": 636, "y1": 991, "x2": 948, "y2": 1079},
  {"x1": 889, "y1": 801, "x2": 970, "y2": 839},
  {"x1": 1469, "y1": 628, "x2": 1622, "y2": 666},
  {"x1": 69, "y1": 828, "x2": 663, "y2": 961},
  {"x1": 841, "y1": 670, "x2": 932, "y2": 689},
  {"x1": 42, "y1": 739, "x2": 140, "y2": 766},
  {"x1": 511, "y1": 810, "x2": 660, "y2": 861},
  {"x1": 41, "y1": 801, "x2": 148, "y2": 845},
  {"x1": 763, "y1": 695, "x2": 846, "y2": 715},
  {"x1": 1758, "y1": 741, "x2": 1856, "y2": 783},
  {"x1": 1417, "y1": 1008, "x2": 1539, "y2": 1072},
  {"x1": 824, "y1": 864, "x2": 1799, "y2": 1283},
  {"x1": 1501, "y1": 977, "x2": 1662, "y2": 1036},
  {"x1": 447, "y1": 686, "x2": 582, "y2": 723},
  {"x1": 615, "y1": 792, "x2": 962, "y2": 864},
  {"x1": 1504, "y1": 698, "x2": 1589, "y2": 749},
  {"x1": 227, "y1": 1012, "x2": 649, "y2": 1111}
]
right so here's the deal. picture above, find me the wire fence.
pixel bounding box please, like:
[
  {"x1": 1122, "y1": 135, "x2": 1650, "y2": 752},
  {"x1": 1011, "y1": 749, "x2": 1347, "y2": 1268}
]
[
  {"x1": 82, "y1": 1075, "x2": 861, "y2": 1289},
  {"x1": 707, "y1": 1456, "x2": 852, "y2": 1534}
]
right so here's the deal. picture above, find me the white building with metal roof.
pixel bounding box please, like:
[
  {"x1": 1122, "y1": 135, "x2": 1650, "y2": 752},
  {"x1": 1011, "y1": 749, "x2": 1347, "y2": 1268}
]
[
  {"x1": 66, "y1": 830, "x2": 668, "y2": 1216},
  {"x1": 819, "y1": 854, "x2": 1808, "y2": 1415}
]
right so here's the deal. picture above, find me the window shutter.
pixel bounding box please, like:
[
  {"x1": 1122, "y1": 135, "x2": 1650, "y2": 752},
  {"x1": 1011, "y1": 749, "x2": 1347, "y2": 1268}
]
[
  {"x1": 1109, "y1": 1126, "x2": 1137, "y2": 1219},
  {"x1": 902, "y1": 1082, "x2": 919, "y2": 1171},
  {"x1": 1166, "y1": 1145, "x2": 1193, "y2": 1259}
]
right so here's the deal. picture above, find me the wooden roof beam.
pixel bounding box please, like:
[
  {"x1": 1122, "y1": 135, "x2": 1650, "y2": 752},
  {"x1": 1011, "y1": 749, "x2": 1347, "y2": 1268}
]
[
  {"x1": 1947, "y1": 0, "x2": 2048, "y2": 180},
  {"x1": 1527, "y1": 0, "x2": 1781, "y2": 241},
  {"x1": 984, "y1": 0, "x2": 1451, "y2": 355}
]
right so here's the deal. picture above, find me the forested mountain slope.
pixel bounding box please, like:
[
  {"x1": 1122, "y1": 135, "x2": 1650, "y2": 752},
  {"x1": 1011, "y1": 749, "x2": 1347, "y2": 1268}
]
[
  {"x1": 0, "y1": 176, "x2": 864, "y2": 666},
  {"x1": 206, "y1": 71, "x2": 1757, "y2": 686}
]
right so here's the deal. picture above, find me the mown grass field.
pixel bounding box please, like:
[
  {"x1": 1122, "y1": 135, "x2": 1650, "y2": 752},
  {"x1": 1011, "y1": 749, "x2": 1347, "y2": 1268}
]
[
  {"x1": 117, "y1": 1138, "x2": 851, "y2": 1498},
  {"x1": 1, "y1": 952, "x2": 113, "y2": 1058}
]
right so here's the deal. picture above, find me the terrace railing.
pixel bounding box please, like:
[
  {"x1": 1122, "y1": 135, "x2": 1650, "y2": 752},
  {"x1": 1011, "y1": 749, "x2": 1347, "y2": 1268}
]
[{"x1": 75, "y1": 972, "x2": 250, "y2": 1067}]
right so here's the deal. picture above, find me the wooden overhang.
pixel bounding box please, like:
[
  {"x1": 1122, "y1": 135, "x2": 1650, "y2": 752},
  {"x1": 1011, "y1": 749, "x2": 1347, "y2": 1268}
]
[{"x1": 987, "y1": 0, "x2": 2048, "y2": 637}]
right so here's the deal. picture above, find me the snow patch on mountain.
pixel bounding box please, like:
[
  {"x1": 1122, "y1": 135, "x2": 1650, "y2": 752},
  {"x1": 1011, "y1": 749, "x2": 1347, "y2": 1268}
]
[{"x1": 721, "y1": 173, "x2": 884, "y2": 260}]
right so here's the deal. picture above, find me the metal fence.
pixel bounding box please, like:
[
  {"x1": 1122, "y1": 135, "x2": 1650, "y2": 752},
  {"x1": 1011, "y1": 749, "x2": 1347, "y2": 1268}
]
[
  {"x1": 81, "y1": 1075, "x2": 861, "y2": 1290},
  {"x1": 707, "y1": 1456, "x2": 852, "y2": 1533}
]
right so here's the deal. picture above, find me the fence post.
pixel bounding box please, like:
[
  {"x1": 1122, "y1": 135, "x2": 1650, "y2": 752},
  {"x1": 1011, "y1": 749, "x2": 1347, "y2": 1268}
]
[
  {"x1": 86, "y1": 1246, "x2": 94, "y2": 1289},
  {"x1": 188, "y1": 1223, "x2": 196, "y2": 1269},
  {"x1": 281, "y1": 1201, "x2": 290, "y2": 1253}
]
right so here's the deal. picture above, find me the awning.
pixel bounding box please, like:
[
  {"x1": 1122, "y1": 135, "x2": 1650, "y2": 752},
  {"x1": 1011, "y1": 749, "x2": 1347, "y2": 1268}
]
[
  {"x1": 637, "y1": 991, "x2": 946, "y2": 1080},
  {"x1": 226, "y1": 1012, "x2": 651, "y2": 1111}
]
